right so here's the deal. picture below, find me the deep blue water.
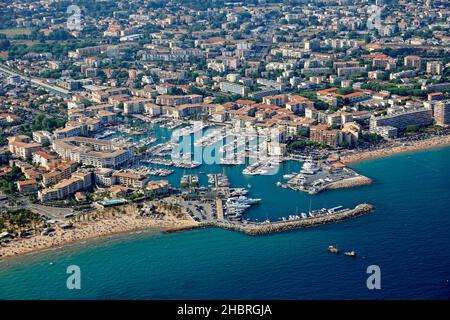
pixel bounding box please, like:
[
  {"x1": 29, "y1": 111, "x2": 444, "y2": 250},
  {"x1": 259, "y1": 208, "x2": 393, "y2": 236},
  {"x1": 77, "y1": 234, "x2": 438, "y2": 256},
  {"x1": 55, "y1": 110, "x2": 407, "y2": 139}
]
[{"x1": 0, "y1": 136, "x2": 450, "y2": 299}]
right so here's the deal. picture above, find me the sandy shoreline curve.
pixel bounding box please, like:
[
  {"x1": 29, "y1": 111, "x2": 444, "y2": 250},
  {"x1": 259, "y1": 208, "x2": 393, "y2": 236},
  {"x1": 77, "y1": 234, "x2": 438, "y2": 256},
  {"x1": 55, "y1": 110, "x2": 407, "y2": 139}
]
[
  {"x1": 0, "y1": 208, "x2": 199, "y2": 260},
  {"x1": 340, "y1": 134, "x2": 450, "y2": 164}
]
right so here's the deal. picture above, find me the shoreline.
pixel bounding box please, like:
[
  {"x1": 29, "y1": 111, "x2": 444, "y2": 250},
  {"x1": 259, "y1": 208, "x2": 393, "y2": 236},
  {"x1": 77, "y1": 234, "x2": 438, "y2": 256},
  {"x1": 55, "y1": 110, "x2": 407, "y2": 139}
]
[
  {"x1": 3, "y1": 135, "x2": 448, "y2": 261},
  {"x1": 1, "y1": 203, "x2": 374, "y2": 260},
  {"x1": 340, "y1": 134, "x2": 450, "y2": 164},
  {"x1": 0, "y1": 225, "x2": 166, "y2": 263},
  {"x1": 0, "y1": 207, "x2": 199, "y2": 260}
]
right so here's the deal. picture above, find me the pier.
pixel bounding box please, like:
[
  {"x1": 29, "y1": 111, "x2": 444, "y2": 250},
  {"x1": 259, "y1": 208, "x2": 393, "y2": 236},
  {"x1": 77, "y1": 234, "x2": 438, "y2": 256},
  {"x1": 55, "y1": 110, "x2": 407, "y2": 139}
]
[
  {"x1": 165, "y1": 204, "x2": 375, "y2": 236},
  {"x1": 278, "y1": 158, "x2": 372, "y2": 195},
  {"x1": 215, "y1": 199, "x2": 224, "y2": 220}
]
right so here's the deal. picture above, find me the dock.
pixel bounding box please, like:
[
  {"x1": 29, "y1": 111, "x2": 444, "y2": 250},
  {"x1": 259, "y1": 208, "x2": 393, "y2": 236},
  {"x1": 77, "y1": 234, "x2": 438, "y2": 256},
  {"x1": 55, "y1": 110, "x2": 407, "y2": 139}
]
[
  {"x1": 216, "y1": 199, "x2": 224, "y2": 220},
  {"x1": 278, "y1": 161, "x2": 373, "y2": 195}
]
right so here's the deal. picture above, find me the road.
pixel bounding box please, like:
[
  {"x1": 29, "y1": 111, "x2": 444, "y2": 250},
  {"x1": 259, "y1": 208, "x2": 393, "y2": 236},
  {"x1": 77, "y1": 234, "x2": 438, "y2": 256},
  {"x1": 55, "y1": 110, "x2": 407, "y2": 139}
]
[
  {"x1": 25, "y1": 203, "x2": 74, "y2": 220},
  {"x1": 0, "y1": 64, "x2": 70, "y2": 97}
]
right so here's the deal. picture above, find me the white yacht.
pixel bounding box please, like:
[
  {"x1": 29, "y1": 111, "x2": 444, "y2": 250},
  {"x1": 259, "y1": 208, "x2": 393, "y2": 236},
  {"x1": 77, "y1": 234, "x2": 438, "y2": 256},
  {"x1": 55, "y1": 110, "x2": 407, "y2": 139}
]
[{"x1": 300, "y1": 158, "x2": 320, "y2": 175}]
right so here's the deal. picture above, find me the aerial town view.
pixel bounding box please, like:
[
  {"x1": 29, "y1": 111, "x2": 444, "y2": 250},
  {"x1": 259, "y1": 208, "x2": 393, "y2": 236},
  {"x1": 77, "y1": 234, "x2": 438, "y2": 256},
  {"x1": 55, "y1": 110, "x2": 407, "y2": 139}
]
[{"x1": 0, "y1": 0, "x2": 449, "y2": 304}]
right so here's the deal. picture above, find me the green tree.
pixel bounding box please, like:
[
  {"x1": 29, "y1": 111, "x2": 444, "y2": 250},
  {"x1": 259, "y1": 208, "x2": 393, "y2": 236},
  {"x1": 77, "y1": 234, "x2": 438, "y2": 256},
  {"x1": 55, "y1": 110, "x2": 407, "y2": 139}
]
[
  {"x1": 406, "y1": 125, "x2": 418, "y2": 133},
  {"x1": 137, "y1": 145, "x2": 147, "y2": 154}
]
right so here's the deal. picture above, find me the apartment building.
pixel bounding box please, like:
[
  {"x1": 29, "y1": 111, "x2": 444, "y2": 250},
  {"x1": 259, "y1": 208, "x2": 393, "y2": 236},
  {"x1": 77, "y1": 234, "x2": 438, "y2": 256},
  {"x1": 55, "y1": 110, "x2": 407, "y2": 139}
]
[
  {"x1": 32, "y1": 150, "x2": 58, "y2": 169},
  {"x1": 17, "y1": 179, "x2": 38, "y2": 193},
  {"x1": 112, "y1": 171, "x2": 148, "y2": 188},
  {"x1": 337, "y1": 66, "x2": 367, "y2": 77},
  {"x1": 434, "y1": 100, "x2": 450, "y2": 127},
  {"x1": 156, "y1": 94, "x2": 203, "y2": 106},
  {"x1": 53, "y1": 137, "x2": 134, "y2": 168},
  {"x1": 326, "y1": 111, "x2": 354, "y2": 126},
  {"x1": 8, "y1": 135, "x2": 42, "y2": 159},
  {"x1": 53, "y1": 123, "x2": 88, "y2": 140},
  {"x1": 96, "y1": 110, "x2": 116, "y2": 124},
  {"x1": 170, "y1": 104, "x2": 210, "y2": 120},
  {"x1": 144, "y1": 103, "x2": 162, "y2": 117},
  {"x1": 309, "y1": 124, "x2": 343, "y2": 147},
  {"x1": 426, "y1": 61, "x2": 444, "y2": 75},
  {"x1": 93, "y1": 168, "x2": 117, "y2": 186},
  {"x1": 219, "y1": 82, "x2": 249, "y2": 96},
  {"x1": 404, "y1": 56, "x2": 422, "y2": 69},
  {"x1": 38, "y1": 170, "x2": 93, "y2": 202},
  {"x1": 285, "y1": 96, "x2": 315, "y2": 114},
  {"x1": 373, "y1": 125, "x2": 398, "y2": 139},
  {"x1": 32, "y1": 131, "x2": 52, "y2": 144},
  {"x1": 370, "y1": 107, "x2": 434, "y2": 131},
  {"x1": 341, "y1": 122, "x2": 362, "y2": 145},
  {"x1": 42, "y1": 161, "x2": 77, "y2": 187},
  {"x1": 123, "y1": 98, "x2": 153, "y2": 115},
  {"x1": 145, "y1": 180, "x2": 170, "y2": 196}
]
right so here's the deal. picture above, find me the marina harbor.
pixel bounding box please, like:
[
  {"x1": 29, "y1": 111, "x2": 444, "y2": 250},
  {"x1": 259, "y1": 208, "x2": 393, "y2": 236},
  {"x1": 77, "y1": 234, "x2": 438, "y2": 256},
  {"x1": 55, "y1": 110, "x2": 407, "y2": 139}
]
[
  {"x1": 277, "y1": 157, "x2": 372, "y2": 194},
  {"x1": 1, "y1": 0, "x2": 450, "y2": 302}
]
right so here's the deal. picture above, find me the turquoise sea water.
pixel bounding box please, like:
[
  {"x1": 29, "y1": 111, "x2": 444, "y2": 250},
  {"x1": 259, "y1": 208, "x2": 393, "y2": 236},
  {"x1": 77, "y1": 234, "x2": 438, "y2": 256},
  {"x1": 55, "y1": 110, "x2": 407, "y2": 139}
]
[{"x1": 0, "y1": 132, "x2": 450, "y2": 299}]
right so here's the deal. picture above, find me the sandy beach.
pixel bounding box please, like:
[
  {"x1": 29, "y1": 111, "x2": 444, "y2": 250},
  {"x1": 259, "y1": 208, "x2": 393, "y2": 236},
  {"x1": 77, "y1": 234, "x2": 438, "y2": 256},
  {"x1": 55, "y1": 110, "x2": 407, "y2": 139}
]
[
  {"x1": 341, "y1": 134, "x2": 450, "y2": 164},
  {"x1": 0, "y1": 208, "x2": 199, "y2": 259}
]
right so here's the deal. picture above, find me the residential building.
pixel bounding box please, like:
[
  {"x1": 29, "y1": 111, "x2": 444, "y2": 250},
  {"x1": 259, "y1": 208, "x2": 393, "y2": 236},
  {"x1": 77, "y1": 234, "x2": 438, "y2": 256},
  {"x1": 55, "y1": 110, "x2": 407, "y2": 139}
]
[
  {"x1": 404, "y1": 56, "x2": 422, "y2": 69},
  {"x1": 309, "y1": 125, "x2": 343, "y2": 147},
  {"x1": 8, "y1": 135, "x2": 42, "y2": 159},
  {"x1": 38, "y1": 170, "x2": 93, "y2": 202},
  {"x1": 373, "y1": 126, "x2": 398, "y2": 139},
  {"x1": 112, "y1": 171, "x2": 148, "y2": 188},
  {"x1": 156, "y1": 94, "x2": 203, "y2": 106},
  {"x1": 53, "y1": 137, "x2": 134, "y2": 168},
  {"x1": 219, "y1": 82, "x2": 249, "y2": 96},
  {"x1": 42, "y1": 161, "x2": 77, "y2": 186},
  {"x1": 426, "y1": 61, "x2": 444, "y2": 75},
  {"x1": 370, "y1": 107, "x2": 433, "y2": 131},
  {"x1": 17, "y1": 179, "x2": 38, "y2": 193},
  {"x1": 32, "y1": 150, "x2": 58, "y2": 169},
  {"x1": 341, "y1": 122, "x2": 362, "y2": 145},
  {"x1": 434, "y1": 100, "x2": 450, "y2": 127}
]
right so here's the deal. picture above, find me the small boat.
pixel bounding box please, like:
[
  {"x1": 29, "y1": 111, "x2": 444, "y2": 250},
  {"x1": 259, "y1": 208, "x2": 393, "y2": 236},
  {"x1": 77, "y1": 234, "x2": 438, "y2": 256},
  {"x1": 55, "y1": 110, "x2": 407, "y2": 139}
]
[
  {"x1": 328, "y1": 245, "x2": 339, "y2": 254},
  {"x1": 344, "y1": 251, "x2": 356, "y2": 257}
]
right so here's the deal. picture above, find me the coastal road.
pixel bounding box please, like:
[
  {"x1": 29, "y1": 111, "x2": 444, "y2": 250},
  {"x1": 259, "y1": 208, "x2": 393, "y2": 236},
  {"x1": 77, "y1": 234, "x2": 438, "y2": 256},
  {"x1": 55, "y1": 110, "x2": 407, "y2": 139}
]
[{"x1": 0, "y1": 64, "x2": 70, "y2": 97}]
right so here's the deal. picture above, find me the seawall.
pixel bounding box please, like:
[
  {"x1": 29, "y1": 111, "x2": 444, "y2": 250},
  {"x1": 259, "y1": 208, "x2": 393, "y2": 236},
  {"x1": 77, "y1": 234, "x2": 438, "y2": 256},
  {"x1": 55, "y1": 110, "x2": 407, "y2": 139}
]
[
  {"x1": 324, "y1": 176, "x2": 373, "y2": 191},
  {"x1": 165, "y1": 203, "x2": 375, "y2": 236}
]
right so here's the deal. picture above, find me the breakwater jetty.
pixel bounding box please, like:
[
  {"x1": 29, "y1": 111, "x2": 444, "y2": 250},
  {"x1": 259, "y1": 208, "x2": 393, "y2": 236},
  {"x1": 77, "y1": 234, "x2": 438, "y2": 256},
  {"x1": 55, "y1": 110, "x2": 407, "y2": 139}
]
[
  {"x1": 165, "y1": 203, "x2": 375, "y2": 236},
  {"x1": 324, "y1": 176, "x2": 373, "y2": 191}
]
